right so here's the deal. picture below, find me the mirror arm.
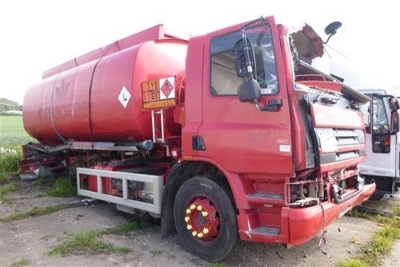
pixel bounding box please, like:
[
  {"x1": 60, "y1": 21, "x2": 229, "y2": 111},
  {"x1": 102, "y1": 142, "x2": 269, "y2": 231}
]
[
  {"x1": 240, "y1": 31, "x2": 255, "y2": 80},
  {"x1": 239, "y1": 16, "x2": 266, "y2": 81},
  {"x1": 323, "y1": 32, "x2": 335, "y2": 44}
]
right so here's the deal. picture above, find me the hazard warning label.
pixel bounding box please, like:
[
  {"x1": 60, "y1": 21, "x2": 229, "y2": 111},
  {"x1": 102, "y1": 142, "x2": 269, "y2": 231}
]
[{"x1": 141, "y1": 77, "x2": 176, "y2": 109}]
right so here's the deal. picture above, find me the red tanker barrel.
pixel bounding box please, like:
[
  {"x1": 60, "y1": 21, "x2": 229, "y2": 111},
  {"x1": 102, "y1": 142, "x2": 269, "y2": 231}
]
[{"x1": 23, "y1": 40, "x2": 187, "y2": 145}]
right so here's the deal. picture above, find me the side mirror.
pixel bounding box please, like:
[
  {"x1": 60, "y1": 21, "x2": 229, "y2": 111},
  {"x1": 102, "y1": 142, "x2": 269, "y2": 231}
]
[
  {"x1": 323, "y1": 21, "x2": 342, "y2": 44},
  {"x1": 237, "y1": 79, "x2": 261, "y2": 102},
  {"x1": 388, "y1": 97, "x2": 400, "y2": 111},
  {"x1": 324, "y1": 21, "x2": 342, "y2": 35},
  {"x1": 234, "y1": 38, "x2": 256, "y2": 78},
  {"x1": 390, "y1": 110, "x2": 399, "y2": 133}
]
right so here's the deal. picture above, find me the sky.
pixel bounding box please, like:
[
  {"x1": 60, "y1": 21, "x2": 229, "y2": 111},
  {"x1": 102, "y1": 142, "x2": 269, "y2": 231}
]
[{"x1": 1, "y1": 0, "x2": 399, "y2": 104}]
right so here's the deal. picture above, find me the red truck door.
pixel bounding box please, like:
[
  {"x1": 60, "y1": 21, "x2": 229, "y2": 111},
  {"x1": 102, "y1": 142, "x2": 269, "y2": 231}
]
[{"x1": 196, "y1": 27, "x2": 294, "y2": 176}]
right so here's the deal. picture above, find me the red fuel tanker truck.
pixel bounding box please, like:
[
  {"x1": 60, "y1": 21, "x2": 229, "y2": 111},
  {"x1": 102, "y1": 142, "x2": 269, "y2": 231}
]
[{"x1": 19, "y1": 16, "x2": 377, "y2": 262}]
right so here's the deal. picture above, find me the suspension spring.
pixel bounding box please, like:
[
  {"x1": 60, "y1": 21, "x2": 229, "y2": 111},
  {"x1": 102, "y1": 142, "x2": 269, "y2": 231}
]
[{"x1": 317, "y1": 176, "x2": 324, "y2": 200}]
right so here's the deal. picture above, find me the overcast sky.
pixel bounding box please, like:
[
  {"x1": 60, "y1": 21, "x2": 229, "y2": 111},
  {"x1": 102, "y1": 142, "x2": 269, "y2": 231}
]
[{"x1": 1, "y1": 0, "x2": 399, "y2": 104}]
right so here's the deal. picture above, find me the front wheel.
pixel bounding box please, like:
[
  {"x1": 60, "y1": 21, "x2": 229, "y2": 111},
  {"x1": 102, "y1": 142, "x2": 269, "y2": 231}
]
[{"x1": 173, "y1": 176, "x2": 238, "y2": 262}]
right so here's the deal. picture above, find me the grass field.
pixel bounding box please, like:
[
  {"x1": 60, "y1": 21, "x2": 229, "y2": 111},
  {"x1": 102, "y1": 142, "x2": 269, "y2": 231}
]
[{"x1": 0, "y1": 115, "x2": 36, "y2": 149}]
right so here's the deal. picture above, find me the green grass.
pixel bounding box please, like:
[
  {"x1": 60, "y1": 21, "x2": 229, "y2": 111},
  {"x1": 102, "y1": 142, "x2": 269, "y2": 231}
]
[
  {"x1": 46, "y1": 221, "x2": 145, "y2": 257},
  {"x1": 0, "y1": 183, "x2": 17, "y2": 200},
  {"x1": 0, "y1": 115, "x2": 35, "y2": 177},
  {"x1": 10, "y1": 258, "x2": 30, "y2": 267},
  {"x1": 0, "y1": 115, "x2": 35, "y2": 180},
  {"x1": 47, "y1": 230, "x2": 132, "y2": 256},
  {"x1": 0, "y1": 172, "x2": 8, "y2": 184},
  {"x1": 358, "y1": 224, "x2": 400, "y2": 266},
  {"x1": 394, "y1": 205, "x2": 400, "y2": 216},
  {"x1": 0, "y1": 171, "x2": 16, "y2": 185},
  {"x1": 100, "y1": 221, "x2": 139, "y2": 235},
  {"x1": 208, "y1": 263, "x2": 226, "y2": 267},
  {"x1": 336, "y1": 259, "x2": 367, "y2": 267},
  {"x1": 0, "y1": 147, "x2": 22, "y2": 173},
  {"x1": 46, "y1": 176, "x2": 77, "y2": 197},
  {"x1": 0, "y1": 115, "x2": 35, "y2": 149},
  {"x1": 0, "y1": 175, "x2": 78, "y2": 221},
  {"x1": 0, "y1": 204, "x2": 73, "y2": 222},
  {"x1": 1, "y1": 174, "x2": 77, "y2": 204},
  {"x1": 150, "y1": 249, "x2": 163, "y2": 256},
  {"x1": 336, "y1": 206, "x2": 400, "y2": 267}
]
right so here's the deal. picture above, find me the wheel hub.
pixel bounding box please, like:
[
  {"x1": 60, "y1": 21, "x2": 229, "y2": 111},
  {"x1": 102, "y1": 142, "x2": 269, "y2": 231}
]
[{"x1": 184, "y1": 197, "x2": 220, "y2": 240}]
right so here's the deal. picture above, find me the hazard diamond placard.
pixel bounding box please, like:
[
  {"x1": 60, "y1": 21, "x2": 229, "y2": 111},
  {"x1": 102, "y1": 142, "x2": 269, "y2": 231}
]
[{"x1": 141, "y1": 77, "x2": 176, "y2": 109}]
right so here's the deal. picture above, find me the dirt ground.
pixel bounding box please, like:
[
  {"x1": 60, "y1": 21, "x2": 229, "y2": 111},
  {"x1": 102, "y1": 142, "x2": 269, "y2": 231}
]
[{"x1": 0, "y1": 179, "x2": 399, "y2": 267}]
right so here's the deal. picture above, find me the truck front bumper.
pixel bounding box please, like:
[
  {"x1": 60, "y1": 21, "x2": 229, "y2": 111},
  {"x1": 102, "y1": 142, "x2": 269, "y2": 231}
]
[{"x1": 285, "y1": 181, "x2": 376, "y2": 247}]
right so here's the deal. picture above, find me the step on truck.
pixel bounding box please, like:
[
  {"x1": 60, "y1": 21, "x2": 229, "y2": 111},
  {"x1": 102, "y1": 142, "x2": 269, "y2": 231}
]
[
  {"x1": 357, "y1": 88, "x2": 399, "y2": 199},
  {"x1": 18, "y1": 16, "x2": 378, "y2": 262}
]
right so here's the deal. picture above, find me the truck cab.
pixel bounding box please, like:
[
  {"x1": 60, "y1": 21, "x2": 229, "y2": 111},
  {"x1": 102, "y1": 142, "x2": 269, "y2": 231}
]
[
  {"x1": 357, "y1": 88, "x2": 400, "y2": 198},
  {"x1": 168, "y1": 16, "x2": 376, "y2": 260}
]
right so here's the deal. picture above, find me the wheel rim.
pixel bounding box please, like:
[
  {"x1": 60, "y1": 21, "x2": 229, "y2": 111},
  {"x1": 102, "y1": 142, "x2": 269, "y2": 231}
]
[{"x1": 184, "y1": 197, "x2": 220, "y2": 242}]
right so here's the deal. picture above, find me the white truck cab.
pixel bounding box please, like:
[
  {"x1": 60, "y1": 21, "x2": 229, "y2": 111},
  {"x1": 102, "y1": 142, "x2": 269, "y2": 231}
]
[{"x1": 357, "y1": 88, "x2": 400, "y2": 199}]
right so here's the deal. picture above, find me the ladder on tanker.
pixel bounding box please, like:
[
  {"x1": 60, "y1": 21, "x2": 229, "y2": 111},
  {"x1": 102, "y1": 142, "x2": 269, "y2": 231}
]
[{"x1": 151, "y1": 109, "x2": 166, "y2": 144}]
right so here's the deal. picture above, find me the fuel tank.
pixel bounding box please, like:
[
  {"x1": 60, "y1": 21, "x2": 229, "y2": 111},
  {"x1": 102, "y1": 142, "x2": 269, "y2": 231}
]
[{"x1": 23, "y1": 27, "x2": 188, "y2": 145}]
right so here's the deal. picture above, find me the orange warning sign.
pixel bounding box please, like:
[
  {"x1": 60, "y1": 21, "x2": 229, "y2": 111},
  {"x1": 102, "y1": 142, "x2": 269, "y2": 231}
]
[{"x1": 141, "y1": 77, "x2": 176, "y2": 109}]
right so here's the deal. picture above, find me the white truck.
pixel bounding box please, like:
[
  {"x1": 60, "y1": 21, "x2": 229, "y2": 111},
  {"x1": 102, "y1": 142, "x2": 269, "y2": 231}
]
[{"x1": 357, "y1": 88, "x2": 399, "y2": 199}]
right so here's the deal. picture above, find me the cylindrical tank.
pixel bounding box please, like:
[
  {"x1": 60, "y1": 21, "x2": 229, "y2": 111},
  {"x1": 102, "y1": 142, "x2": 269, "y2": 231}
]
[{"x1": 23, "y1": 40, "x2": 187, "y2": 145}]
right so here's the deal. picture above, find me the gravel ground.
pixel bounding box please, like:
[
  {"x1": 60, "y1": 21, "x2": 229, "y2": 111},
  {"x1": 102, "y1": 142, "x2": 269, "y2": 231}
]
[{"x1": 0, "y1": 180, "x2": 399, "y2": 267}]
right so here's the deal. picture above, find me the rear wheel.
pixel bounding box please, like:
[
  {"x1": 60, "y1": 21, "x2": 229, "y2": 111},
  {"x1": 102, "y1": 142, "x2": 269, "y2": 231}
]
[{"x1": 173, "y1": 176, "x2": 238, "y2": 262}]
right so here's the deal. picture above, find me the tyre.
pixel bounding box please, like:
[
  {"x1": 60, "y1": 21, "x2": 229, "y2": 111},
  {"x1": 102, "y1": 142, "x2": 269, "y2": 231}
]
[{"x1": 173, "y1": 175, "x2": 238, "y2": 262}]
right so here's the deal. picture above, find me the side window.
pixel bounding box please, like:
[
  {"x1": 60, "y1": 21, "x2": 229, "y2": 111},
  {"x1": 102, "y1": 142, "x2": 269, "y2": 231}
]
[
  {"x1": 360, "y1": 94, "x2": 371, "y2": 133},
  {"x1": 361, "y1": 93, "x2": 392, "y2": 154},
  {"x1": 371, "y1": 96, "x2": 390, "y2": 154},
  {"x1": 210, "y1": 24, "x2": 277, "y2": 96},
  {"x1": 211, "y1": 50, "x2": 244, "y2": 95},
  {"x1": 360, "y1": 94, "x2": 389, "y2": 134},
  {"x1": 372, "y1": 98, "x2": 389, "y2": 134}
]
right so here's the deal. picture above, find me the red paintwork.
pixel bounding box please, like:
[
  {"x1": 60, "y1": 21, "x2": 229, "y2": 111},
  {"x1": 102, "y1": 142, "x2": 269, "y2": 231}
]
[
  {"x1": 183, "y1": 17, "x2": 294, "y2": 176},
  {"x1": 23, "y1": 26, "x2": 188, "y2": 145},
  {"x1": 21, "y1": 15, "x2": 376, "y2": 253},
  {"x1": 297, "y1": 80, "x2": 343, "y2": 93},
  {"x1": 236, "y1": 182, "x2": 375, "y2": 245},
  {"x1": 42, "y1": 25, "x2": 189, "y2": 79},
  {"x1": 311, "y1": 103, "x2": 364, "y2": 129},
  {"x1": 179, "y1": 16, "x2": 374, "y2": 249}
]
